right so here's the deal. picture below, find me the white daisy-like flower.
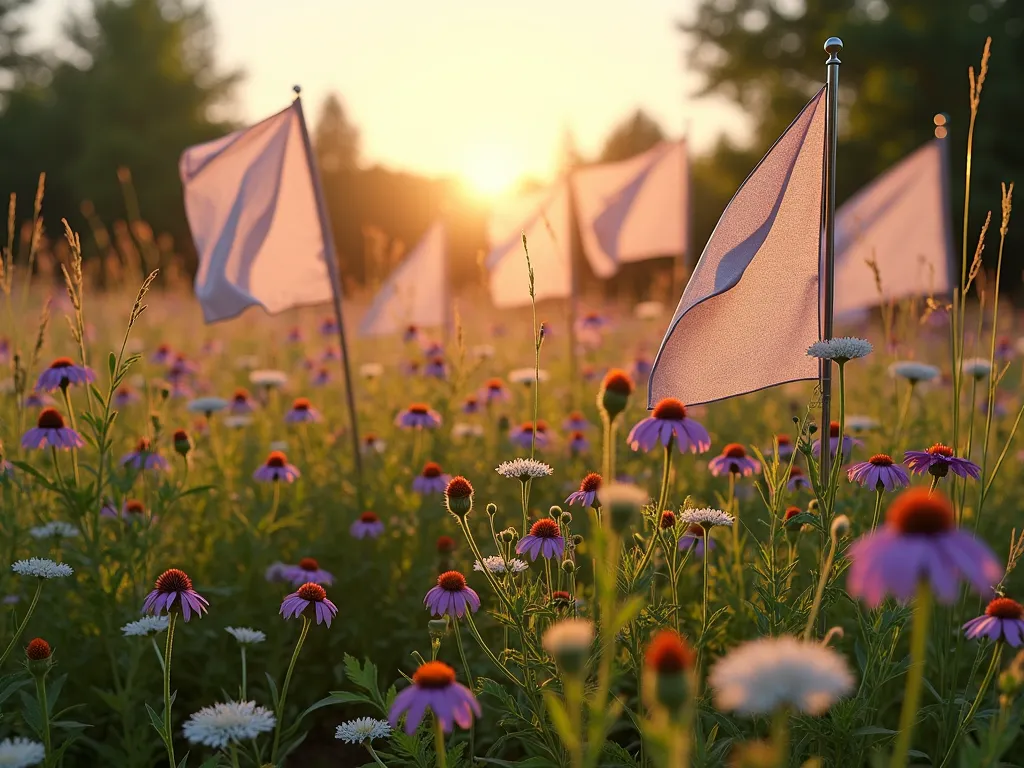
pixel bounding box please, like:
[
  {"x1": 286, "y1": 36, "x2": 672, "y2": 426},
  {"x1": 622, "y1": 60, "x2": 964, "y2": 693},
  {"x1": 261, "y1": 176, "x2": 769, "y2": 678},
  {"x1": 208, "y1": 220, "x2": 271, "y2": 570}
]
[
  {"x1": 249, "y1": 369, "x2": 288, "y2": 388},
  {"x1": 268, "y1": 440, "x2": 289, "y2": 453},
  {"x1": 709, "y1": 635, "x2": 854, "y2": 715},
  {"x1": 29, "y1": 521, "x2": 79, "y2": 539},
  {"x1": 844, "y1": 415, "x2": 879, "y2": 433},
  {"x1": 452, "y1": 423, "x2": 485, "y2": 439},
  {"x1": 508, "y1": 368, "x2": 551, "y2": 385},
  {"x1": 11, "y1": 559, "x2": 73, "y2": 580},
  {"x1": 359, "y1": 363, "x2": 384, "y2": 379},
  {"x1": 962, "y1": 357, "x2": 992, "y2": 379},
  {"x1": 122, "y1": 615, "x2": 169, "y2": 637},
  {"x1": 542, "y1": 618, "x2": 595, "y2": 656},
  {"x1": 361, "y1": 437, "x2": 386, "y2": 454},
  {"x1": 597, "y1": 483, "x2": 649, "y2": 512},
  {"x1": 474, "y1": 556, "x2": 529, "y2": 575},
  {"x1": 806, "y1": 337, "x2": 873, "y2": 362},
  {"x1": 335, "y1": 717, "x2": 392, "y2": 744},
  {"x1": 679, "y1": 507, "x2": 735, "y2": 528},
  {"x1": 187, "y1": 397, "x2": 228, "y2": 414},
  {"x1": 225, "y1": 627, "x2": 266, "y2": 645},
  {"x1": 889, "y1": 361, "x2": 940, "y2": 383},
  {"x1": 633, "y1": 300, "x2": 664, "y2": 320},
  {"x1": 471, "y1": 344, "x2": 495, "y2": 359},
  {"x1": 0, "y1": 736, "x2": 45, "y2": 767},
  {"x1": 182, "y1": 701, "x2": 276, "y2": 748},
  {"x1": 495, "y1": 458, "x2": 554, "y2": 480},
  {"x1": 223, "y1": 415, "x2": 253, "y2": 429},
  {"x1": 234, "y1": 355, "x2": 260, "y2": 370}
]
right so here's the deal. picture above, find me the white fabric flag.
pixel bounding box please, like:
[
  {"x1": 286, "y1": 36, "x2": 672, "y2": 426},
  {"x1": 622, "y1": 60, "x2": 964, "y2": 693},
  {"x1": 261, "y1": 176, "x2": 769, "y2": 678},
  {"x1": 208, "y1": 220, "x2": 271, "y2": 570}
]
[
  {"x1": 359, "y1": 221, "x2": 447, "y2": 336},
  {"x1": 180, "y1": 102, "x2": 333, "y2": 323},
  {"x1": 571, "y1": 141, "x2": 687, "y2": 277},
  {"x1": 649, "y1": 88, "x2": 827, "y2": 407},
  {"x1": 485, "y1": 181, "x2": 571, "y2": 308},
  {"x1": 834, "y1": 140, "x2": 953, "y2": 317}
]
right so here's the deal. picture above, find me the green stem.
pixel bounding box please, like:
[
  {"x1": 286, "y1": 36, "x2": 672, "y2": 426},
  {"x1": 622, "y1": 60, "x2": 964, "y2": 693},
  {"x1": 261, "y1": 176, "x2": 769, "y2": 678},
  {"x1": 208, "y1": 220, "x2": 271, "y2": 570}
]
[
  {"x1": 869, "y1": 489, "x2": 884, "y2": 532},
  {"x1": 520, "y1": 480, "x2": 530, "y2": 538},
  {"x1": 60, "y1": 385, "x2": 81, "y2": 486},
  {"x1": 434, "y1": 717, "x2": 448, "y2": 768},
  {"x1": 0, "y1": 579, "x2": 42, "y2": 668},
  {"x1": 271, "y1": 615, "x2": 310, "y2": 764},
  {"x1": 938, "y1": 642, "x2": 1004, "y2": 768},
  {"x1": 890, "y1": 583, "x2": 933, "y2": 768},
  {"x1": 772, "y1": 707, "x2": 790, "y2": 768},
  {"x1": 453, "y1": 618, "x2": 475, "y2": 759},
  {"x1": 240, "y1": 645, "x2": 248, "y2": 700},
  {"x1": 655, "y1": 440, "x2": 674, "y2": 514},
  {"x1": 229, "y1": 744, "x2": 241, "y2": 768},
  {"x1": 802, "y1": 529, "x2": 837, "y2": 641},
  {"x1": 365, "y1": 744, "x2": 389, "y2": 767},
  {"x1": 35, "y1": 673, "x2": 51, "y2": 764},
  {"x1": 163, "y1": 612, "x2": 177, "y2": 768}
]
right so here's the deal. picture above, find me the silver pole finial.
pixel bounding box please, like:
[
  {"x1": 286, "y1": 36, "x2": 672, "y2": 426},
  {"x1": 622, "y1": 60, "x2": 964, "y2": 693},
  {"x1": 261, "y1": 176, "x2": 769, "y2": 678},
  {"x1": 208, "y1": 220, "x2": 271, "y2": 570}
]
[
  {"x1": 292, "y1": 85, "x2": 302, "y2": 96},
  {"x1": 825, "y1": 37, "x2": 843, "y2": 57}
]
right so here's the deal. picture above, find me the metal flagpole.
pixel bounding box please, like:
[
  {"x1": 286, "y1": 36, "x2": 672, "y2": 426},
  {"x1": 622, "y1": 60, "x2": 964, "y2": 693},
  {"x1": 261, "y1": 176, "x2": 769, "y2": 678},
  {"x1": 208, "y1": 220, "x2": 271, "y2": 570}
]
[
  {"x1": 566, "y1": 174, "x2": 581, "y2": 407},
  {"x1": 819, "y1": 38, "x2": 843, "y2": 491},
  {"x1": 292, "y1": 86, "x2": 365, "y2": 498}
]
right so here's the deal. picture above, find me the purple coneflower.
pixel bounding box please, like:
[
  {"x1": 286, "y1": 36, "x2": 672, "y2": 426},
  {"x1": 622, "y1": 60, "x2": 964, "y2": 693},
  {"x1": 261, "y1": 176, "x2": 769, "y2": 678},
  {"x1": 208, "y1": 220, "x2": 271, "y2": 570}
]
[
  {"x1": 350, "y1": 511, "x2": 385, "y2": 539},
  {"x1": 787, "y1": 466, "x2": 810, "y2": 492},
  {"x1": 481, "y1": 378, "x2": 509, "y2": 404},
  {"x1": 568, "y1": 431, "x2": 590, "y2": 454},
  {"x1": 167, "y1": 354, "x2": 198, "y2": 379},
  {"x1": 996, "y1": 336, "x2": 1014, "y2": 362},
  {"x1": 413, "y1": 462, "x2": 451, "y2": 494},
  {"x1": 627, "y1": 398, "x2": 711, "y2": 454},
  {"x1": 633, "y1": 356, "x2": 653, "y2": 381},
  {"x1": 708, "y1": 443, "x2": 761, "y2": 477},
  {"x1": 21, "y1": 408, "x2": 84, "y2": 450},
  {"x1": 847, "y1": 453, "x2": 910, "y2": 492},
  {"x1": 562, "y1": 411, "x2": 591, "y2": 432},
  {"x1": 230, "y1": 388, "x2": 255, "y2": 414},
  {"x1": 963, "y1": 597, "x2": 1024, "y2": 646},
  {"x1": 320, "y1": 316, "x2": 338, "y2": 336},
  {"x1": 424, "y1": 571, "x2": 480, "y2": 617},
  {"x1": 461, "y1": 396, "x2": 480, "y2": 415},
  {"x1": 24, "y1": 392, "x2": 53, "y2": 408},
  {"x1": 311, "y1": 367, "x2": 332, "y2": 387},
  {"x1": 389, "y1": 661, "x2": 480, "y2": 735},
  {"x1": 812, "y1": 421, "x2": 861, "y2": 463},
  {"x1": 142, "y1": 568, "x2": 209, "y2": 621},
  {"x1": 265, "y1": 562, "x2": 290, "y2": 582},
  {"x1": 904, "y1": 443, "x2": 981, "y2": 481},
  {"x1": 771, "y1": 434, "x2": 794, "y2": 459},
  {"x1": 151, "y1": 343, "x2": 174, "y2": 364},
  {"x1": 113, "y1": 386, "x2": 139, "y2": 408},
  {"x1": 509, "y1": 421, "x2": 551, "y2": 450},
  {"x1": 847, "y1": 488, "x2": 1003, "y2": 606},
  {"x1": 578, "y1": 312, "x2": 607, "y2": 332},
  {"x1": 679, "y1": 523, "x2": 716, "y2": 556},
  {"x1": 565, "y1": 473, "x2": 602, "y2": 508},
  {"x1": 280, "y1": 582, "x2": 338, "y2": 626},
  {"x1": 120, "y1": 437, "x2": 170, "y2": 472},
  {"x1": 424, "y1": 356, "x2": 447, "y2": 379},
  {"x1": 517, "y1": 518, "x2": 565, "y2": 561},
  {"x1": 253, "y1": 451, "x2": 301, "y2": 483},
  {"x1": 285, "y1": 397, "x2": 321, "y2": 424},
  {"x1": 361, "y1": 433, "x2": 386, "y2": 454},
  {"x1": 403, "y1": 324, "x2": 420, "y2": 343},
  {"x1": 422, "y1": 341, "x2": 444, "y2": 358},
  {"x1": 102, "y1": 498, "x2": 148, "y2": 521},
  {"x1": 321, "y1": 346, "x2": 341, "y2": 363},
  {"x1": 284, "y1": 557, "x2": 334, "y2": 586},
  {"x1": 395, "y1": 403, "x2": 442, "y2": 430},
  {"x1": 287, "y1": 326, "x2": 304, "y2": 343},
  {"x1": 35, "y1": 357, "x2": 95, "y2": 392}
]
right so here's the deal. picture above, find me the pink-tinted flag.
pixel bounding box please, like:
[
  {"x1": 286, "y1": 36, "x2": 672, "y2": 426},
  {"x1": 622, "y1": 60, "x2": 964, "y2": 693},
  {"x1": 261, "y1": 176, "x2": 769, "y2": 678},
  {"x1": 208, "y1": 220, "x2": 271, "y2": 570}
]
[
  {"x1": 180, "y1": 103, "x2": 333, "y2": 323},
  {"x1": 571, "y1": 140, "x2": 687, "y2": 277},
  {"x1": 834, "y1": 140, "x2": 953, "y2": 317},
  {"x1": 359, "y1": 221, "x2": 447, "y2": 336},
  {"x1": 485, "y1": 182, "x2": 571, "y2": 308},
  {"x1": 649, "y1": 89, "x2": 827, "y2": 407}
]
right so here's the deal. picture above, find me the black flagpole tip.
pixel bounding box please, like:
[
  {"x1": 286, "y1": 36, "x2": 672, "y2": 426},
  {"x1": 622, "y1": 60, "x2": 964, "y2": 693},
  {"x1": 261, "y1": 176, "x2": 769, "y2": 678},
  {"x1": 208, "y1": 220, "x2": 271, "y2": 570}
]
[
  {"x1": 292, "y1": 85, "x2": 302, "y2": 95},
  {"x1": 824, "y1": 37, "x2": 843, "y2": 54}
]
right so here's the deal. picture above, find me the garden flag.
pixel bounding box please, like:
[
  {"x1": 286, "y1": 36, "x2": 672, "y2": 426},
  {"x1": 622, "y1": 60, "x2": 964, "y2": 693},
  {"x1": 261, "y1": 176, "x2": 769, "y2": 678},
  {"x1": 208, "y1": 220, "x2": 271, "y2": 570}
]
[
  {"x1": 180, "y1": 102, "x2": 334, "y2": 323},
  {"x1": 571, "y1": 140, "x2": 687, "y2": 278},
  {"x1": 359, "y1": 221, "x2": 448, "y2": 336},
  {"x1": 485, "y1": 181, "x2": 571, "y2": 308},
  {"x1": 834, "y1": 139, "x2": 953, "y2": 317},
  {"x1": 648, "y1": 88, "x2": 827, "y2": 407}
]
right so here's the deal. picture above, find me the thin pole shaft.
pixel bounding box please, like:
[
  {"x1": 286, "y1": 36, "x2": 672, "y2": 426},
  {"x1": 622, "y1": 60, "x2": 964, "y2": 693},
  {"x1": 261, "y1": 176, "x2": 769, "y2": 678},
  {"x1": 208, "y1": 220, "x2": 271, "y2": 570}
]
[
  {"x1": 293, "y1": 93, "x2": 365, "y2": 497},
  {"x1": 819, "y1": 39, "x2": 842, "y2": 488},
  {"x1": 566, "y1": 176, "x2": 580, "y2": 407}
]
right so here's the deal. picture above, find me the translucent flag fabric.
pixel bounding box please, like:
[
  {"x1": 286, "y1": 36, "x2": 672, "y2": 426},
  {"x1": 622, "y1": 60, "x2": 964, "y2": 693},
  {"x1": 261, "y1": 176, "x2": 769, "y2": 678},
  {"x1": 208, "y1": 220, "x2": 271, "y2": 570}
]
[
  {"x1": 359, "y1": 221, "x2": 447, "y2": 336},
  {"x1": 485, "y1": 181, "x2": 571, "y2": 308},
  {"x1": 649, "y1": 88, "x2": 827, "y2": 407},
  {"x1": 571, "y1": 141, "x2": 687, "y2": 277},
  {"x1": 834, "y1": 140, "x2": 953, "y2": 317},
  {"x1": 180, "y1": 102, "x2": 333, "y2": 323}
]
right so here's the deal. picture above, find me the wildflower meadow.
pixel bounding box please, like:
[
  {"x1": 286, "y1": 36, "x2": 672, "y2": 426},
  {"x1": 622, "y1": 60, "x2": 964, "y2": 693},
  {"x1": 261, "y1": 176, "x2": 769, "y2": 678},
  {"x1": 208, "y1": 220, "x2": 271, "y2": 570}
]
[{"x1": 1, "y1": 39, "x2": 1023, "y2": 768}]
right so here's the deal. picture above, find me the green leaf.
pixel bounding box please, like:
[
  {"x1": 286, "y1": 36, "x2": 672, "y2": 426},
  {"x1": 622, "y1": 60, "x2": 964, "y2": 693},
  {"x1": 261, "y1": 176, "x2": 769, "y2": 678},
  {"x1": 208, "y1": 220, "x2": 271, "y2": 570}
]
[
  {"x1": 478, "y1": 759, "x2": 555, "y2": 767},
  {"x1": 853, "y1": 726, "x2": 897, "y2": 737},
  {"x1": 542, "y1": 690, "x2": 577, "y2": 749},
  {"x1": 0, "y1": 675, "x2": 29, "y2": 706},
  {"x1": 265, "y1": 672, "x2": 280, "y2": 710},
  {"x1": 107, "y1": 352, "x2": 116, "y2": 379},
  {"x1": 144, "y1": 702, "x2": 166, "y2": 740}
]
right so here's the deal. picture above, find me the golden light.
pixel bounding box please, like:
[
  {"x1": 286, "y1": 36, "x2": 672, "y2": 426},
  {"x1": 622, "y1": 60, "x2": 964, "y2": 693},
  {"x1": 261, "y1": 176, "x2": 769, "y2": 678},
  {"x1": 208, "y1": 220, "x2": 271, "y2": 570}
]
[{"x1": 460, "y1": 144, "x2": 521, "y2": 199}]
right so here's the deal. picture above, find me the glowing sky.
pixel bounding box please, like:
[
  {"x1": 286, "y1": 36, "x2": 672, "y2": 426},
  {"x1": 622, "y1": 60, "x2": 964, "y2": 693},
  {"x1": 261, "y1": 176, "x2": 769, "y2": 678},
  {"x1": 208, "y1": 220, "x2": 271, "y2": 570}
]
[{"x1": 26, "y1": 0, "x2": 746, "y2": 194}]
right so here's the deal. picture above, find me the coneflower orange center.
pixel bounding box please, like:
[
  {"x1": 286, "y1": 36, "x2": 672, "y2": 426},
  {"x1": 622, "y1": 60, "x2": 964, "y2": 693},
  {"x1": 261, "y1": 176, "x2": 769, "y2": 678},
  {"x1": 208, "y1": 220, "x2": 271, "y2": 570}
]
[
  {"x1": 551, "y1": 590, "x2": 572, "y2": 602},
  {"x1": 266, "y1": 451, "x2": 288, "y2": 468},
  {"x1": 580, "y1": 473, "x2": 602, "y2": 492},
  {"x1": 436, "y1": 535, "x2": 455, "y2": 553},
  {"x1": 155, "y1": 568, "x2": 192, "y2": 593},
  {"x1": 446, "y1": 476, "x2": 473, "y2": 498},
  {"x1": 886, "y1": 488, "x2": 954, "y2": 534},
  {"x1": 172, "y1": 429, "x2": 188, "y2": 442},
  {"x1": 437, "y1": 571, "x2": 467, "y2": 591},
  {"x1": 828, "y1": 421, "x2": 841, "y2": 437},
  {"x1": 297, "y1": 582, "x2": 326, "y2": 602},
  {"x1": 487, "y1": 379, "x2": 504, "y2": 391},
  {"x1": 723, "y1": 443, "x2": 747, "y2": 459},
  {"x1": 292, "y1": 398, "x2": 310, "y2": 411},
  {"x1": 136, "y1": 437, "x2": 152, "y2": 451},
  {"x1": 363, "y1": 433, "x2": 377, "y2": 443},
  {"x1": 569, "y1": 411, "x2": 584, "y2": 421},
  {"x1": 409, "y1": 403, "x2": 429, "y2": 415},
  {"x1": 422, "y1": 462, "x2": 443, "y2": 478},
  {"x1": 233, "y1": 388, "x2": 249, "y2": 401},
  {"x1": 25, "y1": 638, "x2": 51, "y2": 660},
  {"x1": 928, "y1": 443, "x2": 954, "y2": 457},
  {"x1": 465, "y1": 396, "x2": 478, "y2": 406},
  {"x1": 298, "y1": 557, "x2": 319, "y2": 571},
  {"x1": 602, "y1": 369, "x2": 634, "y2": 395},
  {"x1": 777, "y1": 434, "x2": 791, "y2": 445},
  {"x1": 360, "y1": 511, "x2": 379, "y2": 523},
  {"x1": 125, "y1": 500, "x2": 145, "y2": 515},
  {"x1": 660, "y1": 510, "x2": 676, "y2": 529},
  {"x1": 49, "y1": 357, "x2": 74, "y2": 369},
  {"x1": 530, "y1": 518, "x2": 561, "y2": 539},
  {"x1": 784, "y1": 506, "x2": 802, "y2": 521},
  {"x1": 413, "y1": 661, "x2": 455, "y2": 689},
  {"x1": 645, "y1": 630, "x2": 695, "y2": 673},
  {"x1": 790, "y1": 466, "x2": 805, "y2": 477},
  {"x1": 869, "y1": 454, "x2": 894, "y2": 466},
  {"x1": 653, "y1": 398, "x2": 687, "y2": 420},
  {"x1": 37, "y1": 408, "x2": 65, "y2": 429},
  {"x1": 985, "y1": 597, "x2": 1023, "y2": 619},
  {"x1": 518, "y1": 423, "x2": 535, "y2": 434}
]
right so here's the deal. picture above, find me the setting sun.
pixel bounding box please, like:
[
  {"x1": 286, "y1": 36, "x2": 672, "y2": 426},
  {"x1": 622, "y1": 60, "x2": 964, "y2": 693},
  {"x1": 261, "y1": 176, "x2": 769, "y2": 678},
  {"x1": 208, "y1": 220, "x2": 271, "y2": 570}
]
[{"x1": 459, "y1": 144, "x2": 523, "y2": 199}]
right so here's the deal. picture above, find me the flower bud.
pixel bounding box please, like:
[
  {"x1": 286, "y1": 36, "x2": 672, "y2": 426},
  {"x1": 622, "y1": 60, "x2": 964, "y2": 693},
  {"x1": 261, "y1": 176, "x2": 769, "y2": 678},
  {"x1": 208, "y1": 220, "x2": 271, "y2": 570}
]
[
  {"x1": 444, "y1": 476, "x2": 474, "y2": 518},
  {"x1": 549, "y1": 505, "x2": 562, "y2": 518},
  {"x1": 172, "y1": 428, "x2": 191, "y2": 457},
  {"x1": 560, "y1": 511, "x2": 572, "y2": 524},
  {"x1": 428, "y1": 619, "x2": 448, "y2": 639},
  {"x1": 598, "y1": 483, "x2": 648, "y2": 534},
  {"x1": 25, "y1": 637, "x2": 52, "y2": 677},
  {"x1": 572, "y1": 534, "x2": 584, "y2": 547},
  {"x1": 644, "y1": 630, "x2": 694, "y2": 715},
  {"x1": 830, "y1": 514, "x2": 850, "y2": 539},
  {"x1": 807, "y1": 499, "x2": 819, "y2": 513},
  {"x1": 560, "y1": 559, "x2": 575, "y2": 574},
  {"x1": 542, "y1": 619, "x2": 594, "y2": 676},
  {"x1": 485, "y1": 502, "x2": 498, "y2": 518},
  {"x1": 597, "y1": 369, "x2": 634, "y2": 422}
]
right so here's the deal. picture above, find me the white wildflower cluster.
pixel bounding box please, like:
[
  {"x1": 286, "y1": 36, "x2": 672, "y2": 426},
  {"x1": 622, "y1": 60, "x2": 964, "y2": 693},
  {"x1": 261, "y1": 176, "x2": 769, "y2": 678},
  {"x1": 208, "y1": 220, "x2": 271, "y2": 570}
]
[
  {"x1": 335, "y1": 717, "x2": 392, "y2": 744},
  {"x1": 889, "y1": 361, "x2": 940, "y2": 383},
  {"x1": 182, "y1": 701, "x2": 276, "y2": 748},
  {"x1": 474, "y1": 556, "x2": 529, "y2": 575},
  {"x1": 29, "y1": 522, "x2": 79, "y2": 540},
  {"x1": 962, "y1": 357, "x2": 992, "y2": 379},
  {"x1": 709, "y1": 635, "x2": 854, "y2": 715},
  {"x1": 496, "y1": 458, "x2": 553, "y2": 480},
  {"x1": 225, "y1": 627, "x2": 266, "y2": 645},
  {"x1": 122, "y1": 616, "x2": 169, "y2": 637},
  {"x1": 843, "y1": 415, "x2": 879, "y2": 433},
  {"x1": 806, "y1": 337, "x2": 873, "y2": 362},
  {"x1": 679, "y1": 508, "x2": 735, "y2": 528},
  {"x1": 187, "y1": 397, "x2": 228, "y2": 414},
  {"x1": 452, "y1": 423, "x2": 485, "y2": 439},
  {"x1": 0, "y1": 737, "x2": 45, "y2": 767},
  {"x1": 360, "y1": 363, "x2": 384, "y2": 379},
  {"x1": 508, "y1": 368, "x2": 550, "y2": 384},
  {"x1": 597, "y1": 483, "x2": 649, "y2": 512},
  {"x1": 249, "y1": 369, "x2": 288, "y2": 387},
  {"x1": 633, "y1": 300, "x2": 665, "y2": 320},
  {"x1": 223, "y1": 415, "x2": 253, "y2": 429},
  {"x1": 542, "y1": 619, "x2": 595, "y2": 656},
  {"x1": 11, "y1": 559, "x2": 73, "y2": 580}
]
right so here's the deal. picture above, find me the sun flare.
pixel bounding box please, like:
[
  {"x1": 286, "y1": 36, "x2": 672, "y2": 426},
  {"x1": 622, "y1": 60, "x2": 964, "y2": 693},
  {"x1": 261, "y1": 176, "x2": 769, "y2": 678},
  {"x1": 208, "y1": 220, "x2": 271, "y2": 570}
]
[{"x1": 460, "y1": 145, "x2": 520, "y2": 199}]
